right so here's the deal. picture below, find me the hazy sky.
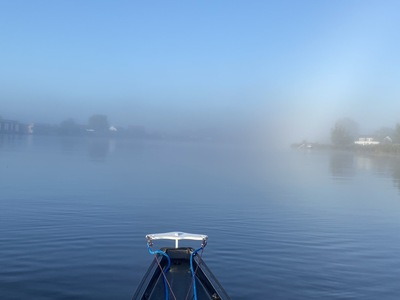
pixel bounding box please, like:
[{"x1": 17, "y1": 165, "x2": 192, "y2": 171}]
[{"x1": 1, "y1": 1, "x2": 400, "y2": 143}]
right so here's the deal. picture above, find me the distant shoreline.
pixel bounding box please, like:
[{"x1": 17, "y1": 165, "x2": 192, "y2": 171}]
[{"x1": 291, "y1": 142, "x2": 400, "y2": 156}]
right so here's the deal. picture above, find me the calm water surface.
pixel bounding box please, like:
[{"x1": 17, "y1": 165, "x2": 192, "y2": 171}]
[{"x1": 1, "y1": 136, "x2": 400, "y2": 299}]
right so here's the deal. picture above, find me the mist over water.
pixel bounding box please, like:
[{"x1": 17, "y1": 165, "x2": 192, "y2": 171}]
[
  {"x1": 1, "y1": 136, "x2": 400, "y2": 299},
  {"x1": 2, "y1": 1, "x2": 400, "y2": 146},
  {"x1": 2, "y1": 1, "x2": 400, "y2": 299}
]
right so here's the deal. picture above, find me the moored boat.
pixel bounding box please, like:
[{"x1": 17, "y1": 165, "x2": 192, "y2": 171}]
[{"x1": 133, "y1": 231, "x2": 230, "y2": 300}]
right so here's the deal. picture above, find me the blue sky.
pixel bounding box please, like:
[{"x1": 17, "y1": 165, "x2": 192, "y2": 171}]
[{"x1": 1, "y1": 1, "x2": 400, "y2": 142}]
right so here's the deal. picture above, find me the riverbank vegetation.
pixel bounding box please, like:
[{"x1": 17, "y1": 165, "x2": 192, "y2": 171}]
[{"x1": 292, "y1": 118, "x2": 400, "y2": 156}]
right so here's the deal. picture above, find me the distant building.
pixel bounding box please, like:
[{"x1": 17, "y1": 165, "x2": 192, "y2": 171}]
[
  {"x1": 383, "y1": 136, "x2": 392, "y2": 143},
  {"x1": 0, "y1": 120, "x2": 24, "y2": 134},
  {"x1": 28, "y1": 123, "x2": 34, "y2": 134},
  {"x1": 354, "y1": 137, "x2": 380, "y2": 146},
  {"x1": 30, "y1": 123, "x2": 58, "y2": 135}
]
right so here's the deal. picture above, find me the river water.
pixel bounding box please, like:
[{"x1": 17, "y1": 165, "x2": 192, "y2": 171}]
[{"x1": 1, "y1": 136, "x2": 400, "y2": 299}]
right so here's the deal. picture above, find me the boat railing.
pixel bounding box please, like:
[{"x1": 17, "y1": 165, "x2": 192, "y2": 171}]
[{"x1": 146, "y1": 231, "x2": 208, "y2": 248}]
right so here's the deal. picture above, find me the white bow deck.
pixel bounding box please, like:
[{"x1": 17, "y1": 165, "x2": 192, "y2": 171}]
[{"x1": 146, "y1": 231, "x2": 208, "y2": 248}]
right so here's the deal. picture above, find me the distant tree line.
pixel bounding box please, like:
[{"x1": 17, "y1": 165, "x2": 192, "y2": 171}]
[
  {"x1": 1, "y1": 113, "x2": 230, "y2": 143},
  {"x1": 294, "y1": 118, "x2": 400, "y2": 153},
  {"x1": 0, "y1": 114, "x2": 162, "y2": 139},
  {"x1": 327, "y1": 118, "x2": 400, "y2": 155},
  {"x1": 57, "y1": 114, "x2": 111, "y2": 135},
  {"x1": 330, "y1": 118, "x2": 400, "y2": 146},
  {"x1": 330, "y1": 118, "x2": 359, "y2": 146}
]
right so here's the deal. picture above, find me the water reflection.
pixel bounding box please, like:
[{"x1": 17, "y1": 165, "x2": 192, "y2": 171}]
[
  {"x1": 392, "y1": 163, "x2": 400, "y2": 191},
  {"x1": 54, "y1": 136, "x2": 84, "y2": 156},
  {"x1": 329, "y1": 151, "x2": 356, "y2": 181},
  {"x1": 0, "y1": 134, "x2": 23, "y2": 149},
  {"x1": 330, "y1": 150, "x2": 400, "y2": 192},
  {"x1": 87, "y1": 138, "x2": 113, "y2": 161}
]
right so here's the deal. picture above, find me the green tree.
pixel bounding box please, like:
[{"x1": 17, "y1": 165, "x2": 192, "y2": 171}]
[
  {"x1": 331, "y1": 118, "x2": 358, "y2": 146},
  {"x1": 331, "y1": 124, "x2": 351, "y2": 146},
  {"x1": 393, "y1": 123, "x2": 400, "y2": 143},
  {"x1": 375, "y1": 127, "x2": 394, "y2": 142},
  {"x1": 59, "y1": 118, "x2": 81, "y2": 135},
  {"x1": 88, "y1": 114, "x2": 109, "y2": 132}
]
